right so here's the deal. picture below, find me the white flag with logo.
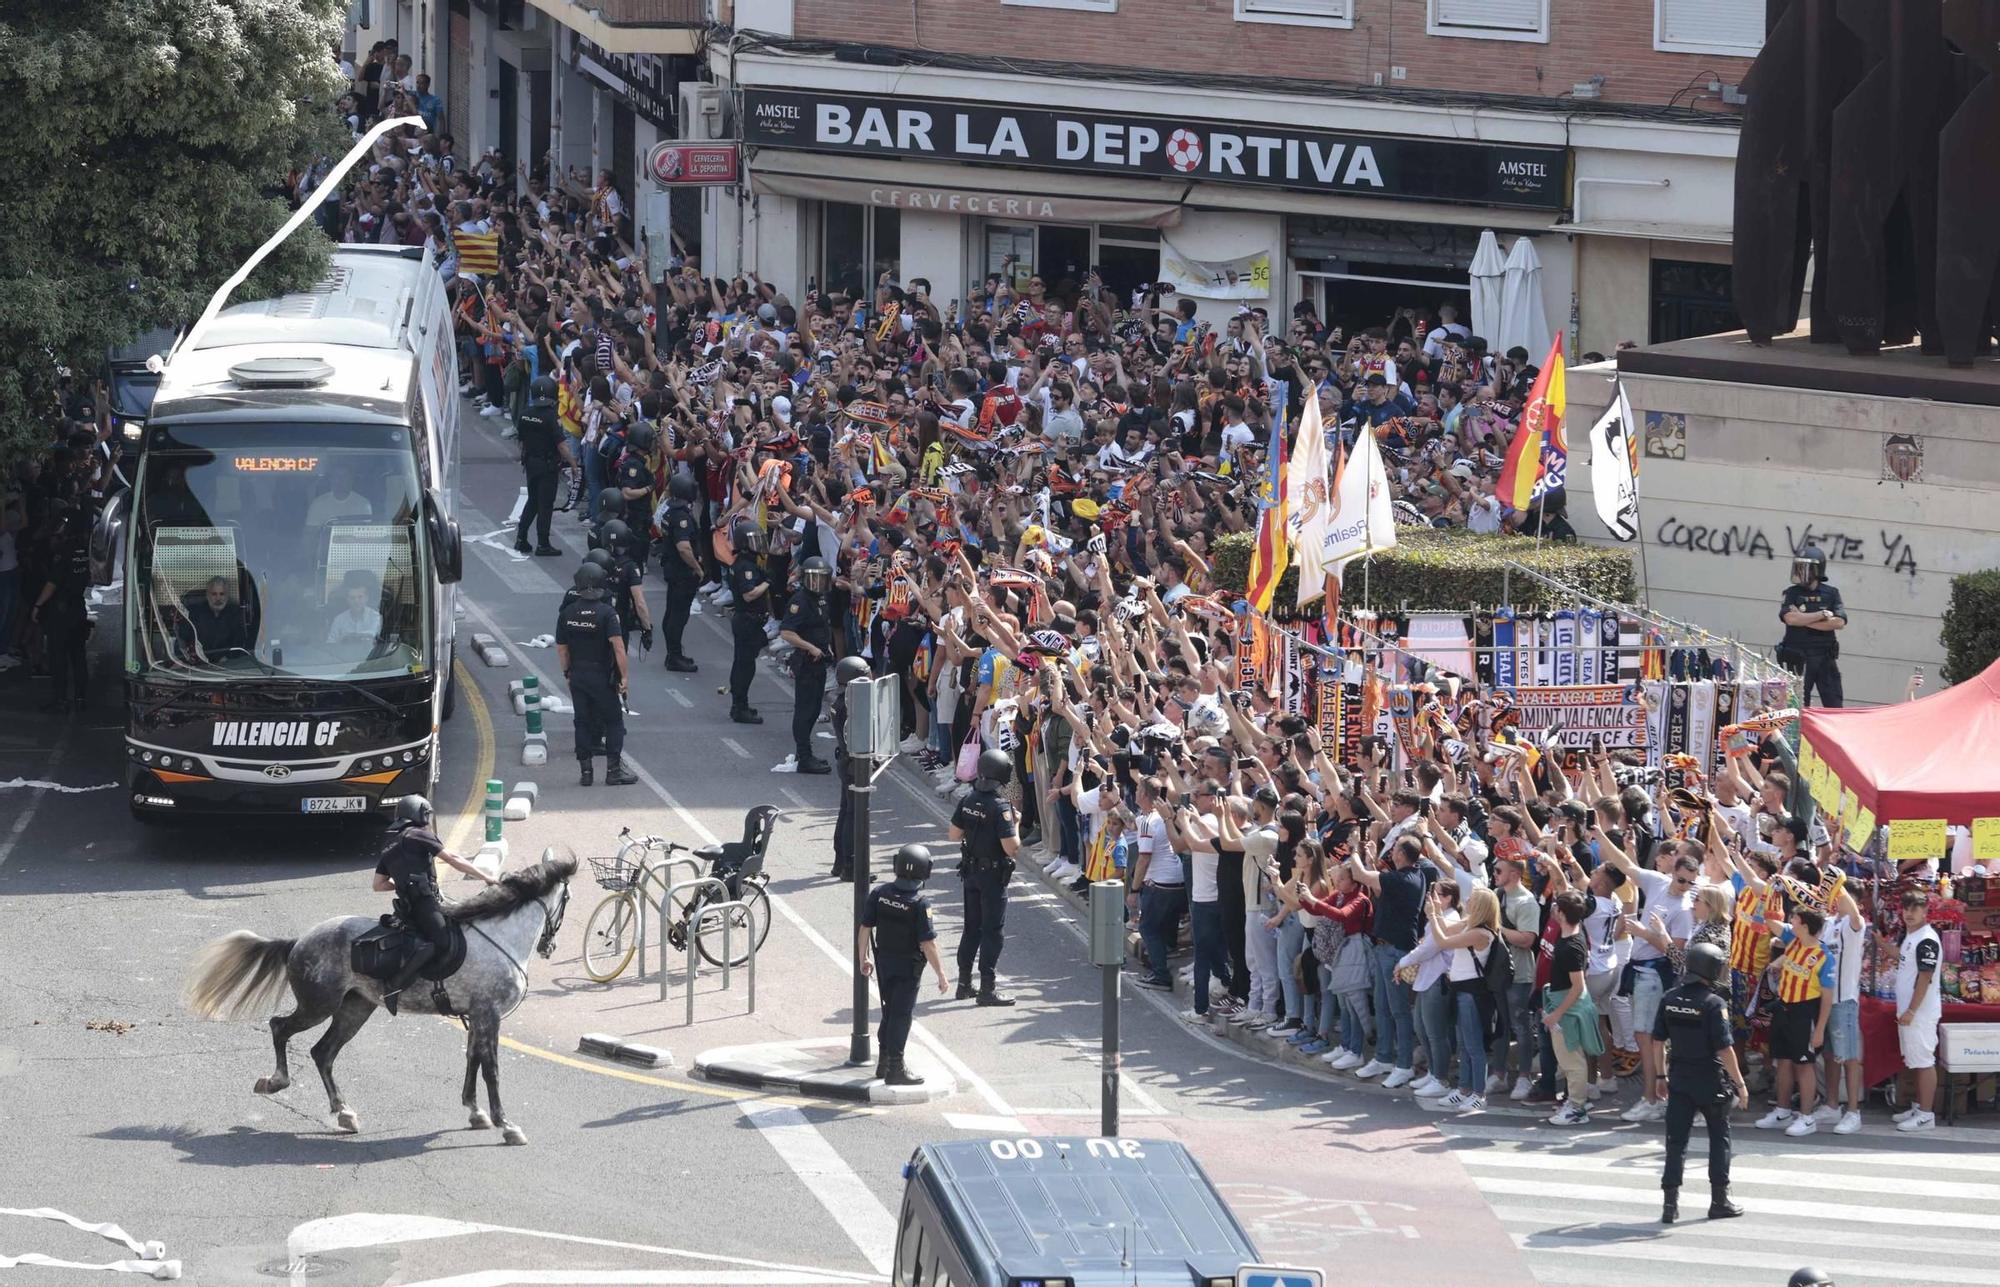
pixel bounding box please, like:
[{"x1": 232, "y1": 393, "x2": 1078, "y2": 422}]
[
  {"x1": 1286, "y1": 388, "x2": 1333, "y2": 606},
  {"x1": 1321, "y1": 422, "x2": 1398, "y2": 571},
  {"x1": 1588, "y1": 381, "x2": 1640, "y2": 541}
]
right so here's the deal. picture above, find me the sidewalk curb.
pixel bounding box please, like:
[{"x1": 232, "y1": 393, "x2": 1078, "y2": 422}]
[
  {"x1": 694, "y1": 1040, "x2": 956, "y2": 1106},
  {"x1": 578, "y1": 1033, "x2": 673, "y2": 1069}
]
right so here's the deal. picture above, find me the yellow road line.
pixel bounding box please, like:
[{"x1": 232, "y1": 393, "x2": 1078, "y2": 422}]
[
  {"x1": 497, "y1": 1034, "x2": 876, "y2": 1112},
  {"x1": 444, "y1": 656, "x2": 494, "y2": 857}
]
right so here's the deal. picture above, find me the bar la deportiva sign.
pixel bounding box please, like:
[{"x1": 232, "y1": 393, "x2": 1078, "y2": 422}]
[{"x1": 742, "y1": 88, "x2": 1565, "y2": 210}]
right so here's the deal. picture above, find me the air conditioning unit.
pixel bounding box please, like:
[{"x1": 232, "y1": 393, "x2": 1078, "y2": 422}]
[{"x1": 679, "y1": 84, "x2": 728, "y2": 140}]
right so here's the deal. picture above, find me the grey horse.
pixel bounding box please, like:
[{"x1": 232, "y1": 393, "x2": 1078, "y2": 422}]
[{"x1": 182, "y1": 856, "x2": 573, "y2": 1144}]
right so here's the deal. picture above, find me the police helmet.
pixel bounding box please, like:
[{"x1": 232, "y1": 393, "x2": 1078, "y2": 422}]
[
  {"x1": 530, "y1": 375, "x2": 559, "y2": 402},
  {"x1": 572, "y1": 561, "x2": 611, "y2": 599},
  {"x1": 597, "y1": 486, "x2": 624, "y2": 517},
  {"x1": 834, "y1": 655, "x2": 871, "y2": 687},
  {"x1": 600, "y1": 518, "x2": 634, "y2": 554},
  {"x1": 1683, "y1": 941, "x2": 1728, "y2": 987},
  {"x1": 1786, "y1": 1270, "x2": 1834, "y2": 1287},
  {"x1": 583, "y1": 548, "x2": 615, "y2": 571},
  {"x1": 800, "y1": 556, "x2": 833, "y2": 594},
  {"x1": 1791, "y1": 543, "x2": 1827, "y2": 589},
  {"x1": 392, "y1": 795, "x2": 434, "y2": 830},
  {"x1": 731, "y1": 518, "x2": 767, "y2": 555},
  {"x1": 976, "y1": 748, "x2": 1013, "y2": 789},
  {"x1": 626, "y1": 421, "x2": 657, "y2": 453},
  {"x1": 892, "y1": 843, "x2": 934, "y2": 884},
  {"x1": 668, "y1": 473, "x2": 698, "y2": 502}
]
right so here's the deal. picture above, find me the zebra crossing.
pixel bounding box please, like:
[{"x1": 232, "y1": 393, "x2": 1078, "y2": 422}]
[{"x1": 1438, "y1": 1119, "x2": 1999, "y2": 1285}]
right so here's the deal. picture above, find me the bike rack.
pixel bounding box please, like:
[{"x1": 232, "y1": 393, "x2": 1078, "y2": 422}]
[
  {"x1": 684, "y1": 898, "x2": 756, "y2": 1027},
  {"x1": 658, "y1": 875, "x2": 729, "y2": 1001},
  {"x1": 635, "y1": 853, "x2": 702, "y2": 980}
]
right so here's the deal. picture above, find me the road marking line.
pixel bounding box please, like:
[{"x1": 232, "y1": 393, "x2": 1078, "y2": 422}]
[
  {"x1": 1454, "y1": 1147, "x2": 2000, "y2": 1202},
  {"x1": 401, "y1": 1273, "x2": 869, "y2": 1285},
  {"x1": 941, "y1": 1112, "x2": 1026, "y2": 1133},
  {"x1": 1441, "y1": 1120, "x2": 2000, "y2": 1172},
  {"x1": 1508, "y1": 1231, "x2": 2000, "y2": 1285},
  {"x1": 0, "y1": 725, "x2": 71, "y2": 872},
  {"x1": 740, "y1": 1103, "x2": 896, "y2": 1276},
  {"x1": 1468, "y1": 1176, "x2": 2000, "y2": 1230},
  {"x1": 720, "y1": 738, "x2": 751, "y2": 759},
  {"x1": 1058, "y1": 1035, "x2": 1168, "y2": 1116},
  {"x1": 1486, "y1": 1203, "x2": 1993, "y2": 1262},
  {"x1": 666, "y1": 688, "x2": 693, "y2": 709},
  {"x1": 494, "y1": 1036, "x2": 863, "y2": 1112},
  {"x1": 444, "y1": 657, "x2": 495, "y2": 859},
  {"x1": 777, "y1": 787, "x2": 812, "y2": 808}
]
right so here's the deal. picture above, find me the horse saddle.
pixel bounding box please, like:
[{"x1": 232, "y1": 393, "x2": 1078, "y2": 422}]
[{"x1": 351, "y1": 916, "x2": 468, "y2": 983}]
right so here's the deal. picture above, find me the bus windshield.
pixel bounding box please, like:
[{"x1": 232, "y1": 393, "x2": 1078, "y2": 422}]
[{"x1": 129, "y1": 422, "x2": 431, "y2": 683}]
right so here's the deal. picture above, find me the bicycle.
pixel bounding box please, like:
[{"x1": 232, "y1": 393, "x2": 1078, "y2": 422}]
[{"x1": 580, "y1": 825, "x2": 771, "y2": 982}]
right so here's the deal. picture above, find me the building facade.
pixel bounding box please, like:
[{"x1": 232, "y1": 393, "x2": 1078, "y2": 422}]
[{"x1": 705, "y1": 0, "x2": 1758, "y2": 356}]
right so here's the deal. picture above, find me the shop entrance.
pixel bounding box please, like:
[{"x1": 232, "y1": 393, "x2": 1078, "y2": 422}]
[
  {"x1": 1297, "y1": 268, "x2": 1471, "y2": 342},
  {"x1": 982, "y1": 223, "x2": 1099, "y2": 305}
]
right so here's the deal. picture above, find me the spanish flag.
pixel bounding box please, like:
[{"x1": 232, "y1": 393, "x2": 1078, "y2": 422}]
[
  {"x1": 1245, "y1": 414, "x2": 1290, "y2": 613},
  {"x1": 455, "y1": 229, "x2": 501, "y2": 277},
  {"x1": 1496, "y1": 333, "x2": 1568, "y2": 511}
]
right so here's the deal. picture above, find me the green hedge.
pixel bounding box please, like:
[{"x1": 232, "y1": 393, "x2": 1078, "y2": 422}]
[
  {"x1": 1211, "y1": 527, "x2": 1636, "y2": 615},
  {"x1": 1939, "y1": 570, "x2": 2000, "y2": 685}
]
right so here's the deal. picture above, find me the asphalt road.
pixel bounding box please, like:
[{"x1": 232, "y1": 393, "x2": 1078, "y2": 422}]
[{"x1": 0, "y1": 402, "x2": 1991, "y2": 1287}]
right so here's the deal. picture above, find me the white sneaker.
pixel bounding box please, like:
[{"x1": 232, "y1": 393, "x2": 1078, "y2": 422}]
[
  {"x1": 711, "y1": 588, "x2": 734, "y2": 607},
  {"x1": 1621, "y1": 1100, "x2": 1659, "y2": 1123},
  {"x1": 1510, "y1": 1076, "x2": 1533, "y2": 1101},
  {"x1": 899, "y1": 735, "x2": 925, "y2": 754},
  {"x1": 1423, "y1": 1090, "x2": 1468, "y2": 1111},
  {"x1": 1043, "y1": 858, "x2": 1064, "y2": 874},
  {"x1": 1811, "y1": 1103, "x2": 1841, "y2": 1126},
  {"x1": 1458, "y1": 1094, "x2": 1487, "y2": 1115},
  {"x1": 1589, "y1": 1078, "x2": 1611, "y2": 1100},
  {"x1": 935, "y1": 775, "x2": 960, "y2": 795},
  {"x1": 1332, "y1": 1050, "x2": 1366, "y2": 1071},
  {"x1": 698, "y1": 581, "x2": 721, "y2": 596},
  {"x1": 1353, "y1": 1059, "x2": 1389, "y2": 1080},
  {"x1": 764, "y1": 620, "x2": 781, "y2": 640},
  {"x1": 1784, "y1": 1114, "x2": 1819, "y2": 1137},
  {"x1": 1179, "y1": 1009, "x2": 1208, "y2": 1025},
  {"x1": 1755, "y1": 1108, "x2": 1795, "y2": 1130},
  {"x1": 1892, "y1": 1105, "x2": 1921, "y2": 1123},
  {"x1": 1381, "y1": 1067, "x2": 1415, "y2": 1090},
  {"x1": 1834, "y1": 1110, "x2": 1863, "y2": 1135},
  {"x1": 1054, "y1": 863, "x2": 1082, "y2": 881},
  {"x1": 1896, "y1": 1110, "x2": 1936, "y2": 1133},
  {"x1": 1550, "y1": 1103, "x2": 1591, "y2": 1126},
  {"x1": 1410, "y1": 1075, "x2": 1447, "y2": 1098},
  {"x1": 1485, "y1": 1073, "x2": 1508, "y2": 1096}
]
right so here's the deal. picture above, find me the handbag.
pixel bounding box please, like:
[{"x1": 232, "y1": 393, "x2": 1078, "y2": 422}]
[{"x1": 954, "y1": 727, "x2": 983, "y2": 783}]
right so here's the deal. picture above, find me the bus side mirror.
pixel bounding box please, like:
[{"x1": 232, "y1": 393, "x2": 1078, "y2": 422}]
[
  {"x1": 425, "y1": 490, "x2": 463, "y2": 584},
  {"x1": 90, "y1": 489, "x2": 127, "y2": 587}
]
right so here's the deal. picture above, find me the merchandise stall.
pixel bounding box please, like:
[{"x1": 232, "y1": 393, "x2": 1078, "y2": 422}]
[{"x1": 1799, "y1": 658, "x2": 2000, "y2": 1095}]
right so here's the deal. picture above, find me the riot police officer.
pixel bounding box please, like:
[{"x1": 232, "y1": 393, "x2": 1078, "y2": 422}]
[
  {"x1": 831, "y1": 655, "x2": 870, "y2": 880},
  {"x1": 586, "y1": 487, "x2": 625, "y2": 555},
  {"x1": 949, "y1": 749, "x2": 1022, "y2": 1006},
  {"x1": 600, "y1": 519, "x2": 653, "y2": 657},
  {"x1": 1654, "y1": 941, "x2": 1748, "y2": 1224},
  {"x1": 859, "y1": 843, "x2": 950, "y2": 1085},
  {"x1": 513, "y1": 376, "x2": 564, "y2": 556},
  {"x1": 372, "y1": 795, "x2": 495, "y2": 1014},
  {"x1": 658, "y1": 473, "x2": 702, "y2": 672},
  {"x1": 613, "y1": 422, "x2": 657, "y2": 575},
  {"x1": 1778, "y1": 543, "x2": 1847, "y2": 707},
  {"x1": 725, "y1": 518, "x2": 771, "y2": 724},
  {"x1": 29, "y1": 505, "x2": 92, "y2": 713},
  {"x1": 556, "y1": 562, "x2": 635, "y2": 787},
  {"x1": 780, "y1": 556, "x2": 835, "y2": 774}
]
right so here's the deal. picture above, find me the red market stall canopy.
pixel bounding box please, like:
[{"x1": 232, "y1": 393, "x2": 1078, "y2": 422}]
[{"x1": 1798, "y1": 658, "x2": 2000, "y2": 839}]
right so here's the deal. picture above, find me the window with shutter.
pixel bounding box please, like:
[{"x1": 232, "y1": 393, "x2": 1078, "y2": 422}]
[
  {"x1": 1238, "y1": 0, "x2": 1354, "y2": 25},
  {"x1": 1655, "y1": 0, "x2": 1764, "y2": 54},
  {"x1": 1429, "y1": 0, "x2": 1548, "y2": 41}
]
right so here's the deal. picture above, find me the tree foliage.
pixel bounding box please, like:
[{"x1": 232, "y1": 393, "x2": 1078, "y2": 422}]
[
  {"x1": 1939, "y1": 569, "x2": 2000, "y2": 686},
  {"x1": 0, "y1": 0, "x2": 348, "y2": 463}
]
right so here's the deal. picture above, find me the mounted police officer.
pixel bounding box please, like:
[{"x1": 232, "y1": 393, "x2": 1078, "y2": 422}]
[
  {"x1": 949, "y1": 748, "x2": 1022, "y2": 1006},
  {"x1": 780, "y1": 555, "x2": 835, "y2": 774},
  {"x1": 1778, "y1": 543, "x2": 1847, "y2": 708},
  {"x1": 831, "y1": 655, "x2": 870, "y2": 880},
  {"x1": 657, "y1": 473, "x2": 702, "y2": 673},
  {"x1": 725, "y1": 518, "x2": 771, "y2": 725},
  {"x1": 859, "y1": 843, "x2": 949, "y2": 1085},
  {"x1": 557, "y1": 562, "x2": 635, "y2": 787},
  {"x1": 613, "y1": 421, "x2": 657, "y2": 575},
  {"x1": 512, "y1": 375, "x2": 563, "y2": 556},
  {"x1": 599, "y1": 519, "x2": 652, "y2": 658},
  {"x1": 1655, "y1": 941, "x2": 1748, "y2": 1224},
  {"x1": 372, "y1": 795, "x2": 494, "y2": 1014}
]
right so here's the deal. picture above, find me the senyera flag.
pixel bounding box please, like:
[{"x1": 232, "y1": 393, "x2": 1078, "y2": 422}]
[
  {"x1": 1496, "y1": 333, "x2": 1568, "y2": 511},
  {"x1": 1245, "y1": 413, "x2": 1290, "y2": 612}
]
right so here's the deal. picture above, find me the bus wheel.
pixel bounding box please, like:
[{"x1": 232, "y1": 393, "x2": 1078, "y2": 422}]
[{"x1": 441, "y1": 647, "x2": 458, "y2": 722}]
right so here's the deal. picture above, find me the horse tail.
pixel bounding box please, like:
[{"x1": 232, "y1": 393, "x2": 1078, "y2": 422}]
[{"x1": 182, "y1": 931, "x2": 296, "y2": 1020}]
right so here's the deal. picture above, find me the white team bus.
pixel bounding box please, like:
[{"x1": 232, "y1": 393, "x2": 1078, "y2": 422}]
[{"x1": 97, "y1": 244, "x2": 466, "y2": 820}]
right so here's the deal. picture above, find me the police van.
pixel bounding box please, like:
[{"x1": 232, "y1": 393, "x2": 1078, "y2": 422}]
[{"x1": 892, "y1": 1136, "x2": 1283, "y2": 1287}]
